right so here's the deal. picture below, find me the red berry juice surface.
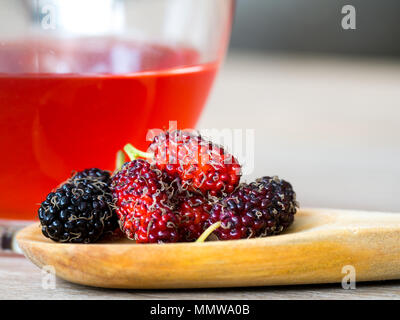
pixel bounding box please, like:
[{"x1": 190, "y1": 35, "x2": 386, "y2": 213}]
[{"x1": 0, "y1": 39, "x2": 218, "y2": 220}]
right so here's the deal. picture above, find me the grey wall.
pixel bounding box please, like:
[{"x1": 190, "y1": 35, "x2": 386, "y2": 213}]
[{"x1": 230, "y1": 0, "x2": 400, "y2": 57}]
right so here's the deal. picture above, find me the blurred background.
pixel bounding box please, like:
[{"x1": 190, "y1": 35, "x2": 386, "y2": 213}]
[
  {"x1": 198, "y1": 0, "x2": 400, "y2": 211},
  {"x1": 0, "y1": 0, "x2": 398, "y2": 213}
]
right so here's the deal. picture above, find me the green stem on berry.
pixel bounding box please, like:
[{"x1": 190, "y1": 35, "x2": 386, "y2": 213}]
[
  {"x1": 123, "y1": 144, "x2": 153, "y2": 161},
  {"x1": 196, "y1": 221, "x2": 221, "y2": 243},
  {"x1": 115, "y1": 150, "x2": 126, "y2": 171}
]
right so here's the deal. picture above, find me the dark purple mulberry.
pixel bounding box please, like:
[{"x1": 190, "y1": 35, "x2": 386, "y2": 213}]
[{"x1": 206, "y1": 176, "x2": 298, "y2": 240}]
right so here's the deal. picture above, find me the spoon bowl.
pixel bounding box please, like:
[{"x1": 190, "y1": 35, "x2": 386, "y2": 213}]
[{"x1": 16, "y1": 208, "x2": 400, "y2": 289}]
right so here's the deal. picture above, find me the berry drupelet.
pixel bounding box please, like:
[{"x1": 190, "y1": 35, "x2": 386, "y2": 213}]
[
  {"x1": 38, "y1": 169, "x2": 118, "y2": 243},
  {"x1": 111, "y1": 159, "x2": 180, "y2": 243},
  {"x1": 206, "y1": 176, "x2": 298, "y2": 240},
  {"x1": 148, "y1": 130, "x2": 241, "y2": 198}
]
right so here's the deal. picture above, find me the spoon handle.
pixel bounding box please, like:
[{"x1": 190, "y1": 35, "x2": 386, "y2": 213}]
[{"x1": 0, "y1": 220, "x2": 30, "y2": 254}]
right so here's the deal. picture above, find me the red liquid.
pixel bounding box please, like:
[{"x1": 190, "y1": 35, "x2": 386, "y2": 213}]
[{"x1": 0, "y1": 39, "x2": 218, "y2": 220}]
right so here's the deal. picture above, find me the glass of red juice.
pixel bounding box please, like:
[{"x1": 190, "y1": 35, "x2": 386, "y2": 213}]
[{"x1": 0, "y1": 0, "x2": 234, "y2": 222}]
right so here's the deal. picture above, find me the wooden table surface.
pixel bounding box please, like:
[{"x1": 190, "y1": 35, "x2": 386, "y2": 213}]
[
  {"x1": 1, "y1": 52, "x2": 400, "y2": 299},
  {"x1": 1, "y1": 253, "x2": 400, "y2": 299}
]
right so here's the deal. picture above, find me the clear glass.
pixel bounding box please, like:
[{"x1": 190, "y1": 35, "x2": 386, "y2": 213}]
[{"x1": 0, "y1": 0, "x2": 234, "y2": 232}]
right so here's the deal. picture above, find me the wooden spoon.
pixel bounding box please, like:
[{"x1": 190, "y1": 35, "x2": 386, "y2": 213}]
[{"x1": 16, "y1": 208, "x2": 400, "y2": 289}]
